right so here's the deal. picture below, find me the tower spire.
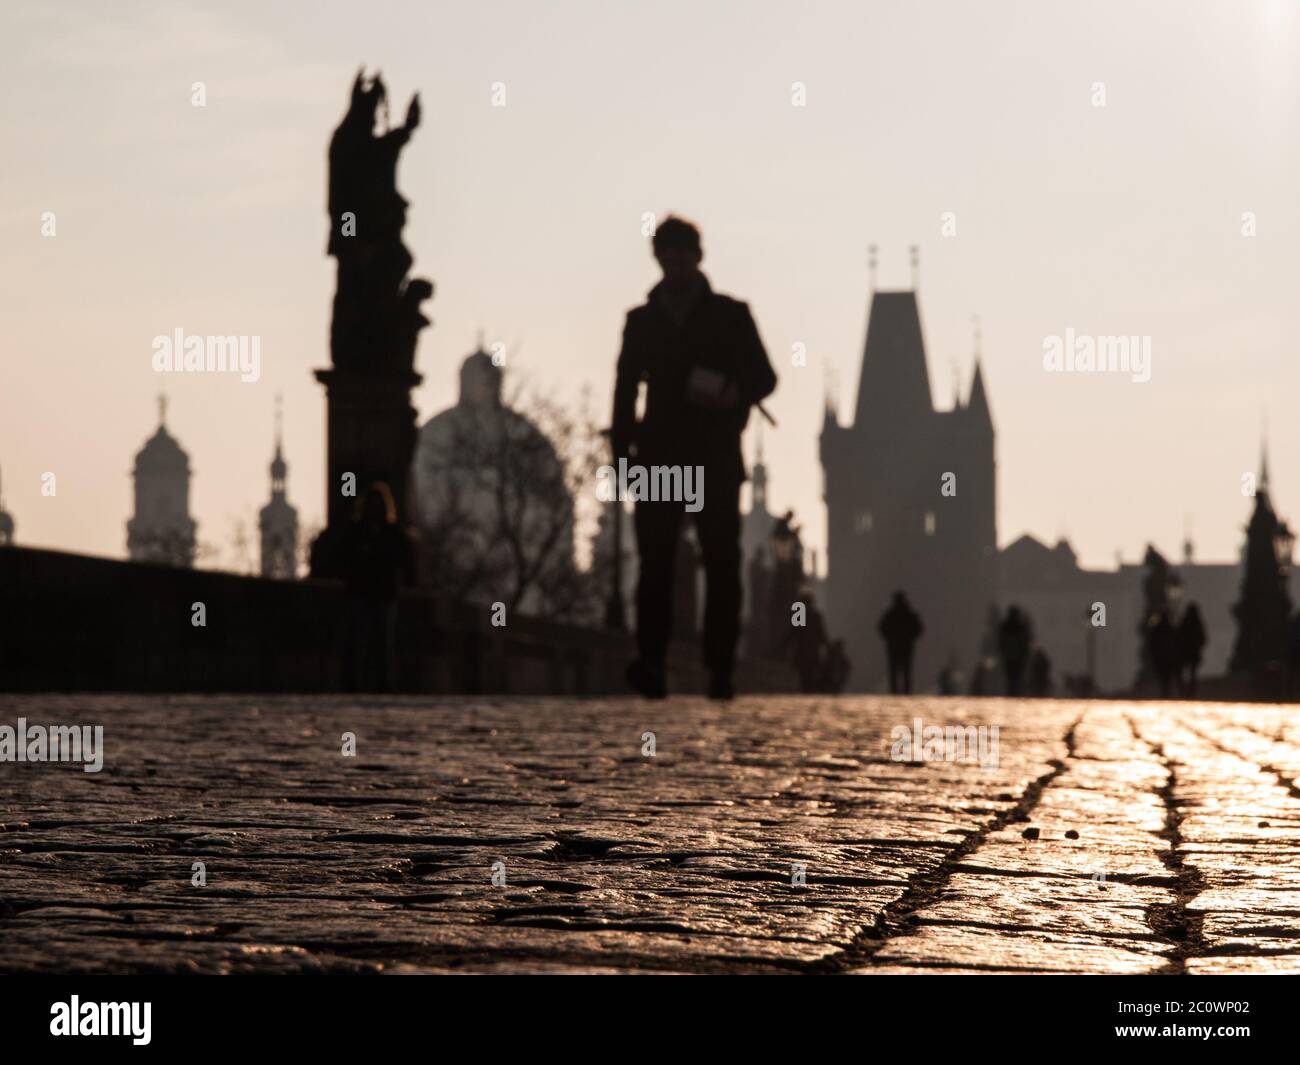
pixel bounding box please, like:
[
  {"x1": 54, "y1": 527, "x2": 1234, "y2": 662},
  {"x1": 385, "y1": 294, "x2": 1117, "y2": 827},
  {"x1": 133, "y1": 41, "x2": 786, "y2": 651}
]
[
  {"x1": 910, "y1": 244, "x2": 919, "y2": 289},
  {"x1": 868, "y1": 244, "x2": 877, "y2": 292},
  {"x1": 269, "y1": 396, "x2": 288, "y2": 496},
  {"x1": 967, "y1": 356, "x2": 992, "y2": 428},
  {"x1": 158, "y1": 392, "x2": 168, "y2": 428},
  {"x1": 1260, "y1": 418, "x2": 1271, "y2": 494}
]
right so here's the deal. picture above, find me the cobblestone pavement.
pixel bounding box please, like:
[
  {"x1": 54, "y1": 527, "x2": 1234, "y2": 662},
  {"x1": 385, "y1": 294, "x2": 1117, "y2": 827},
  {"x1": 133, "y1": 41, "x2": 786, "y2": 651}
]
[{"x1": 2, "y1": 695, "x2": 1300, "y2": 974}]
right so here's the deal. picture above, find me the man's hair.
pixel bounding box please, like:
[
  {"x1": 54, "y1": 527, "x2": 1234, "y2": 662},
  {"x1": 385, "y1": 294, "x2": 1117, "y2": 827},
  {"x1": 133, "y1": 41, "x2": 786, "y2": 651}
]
[{"x1": 652, "y1": 215, "x2": 702, "y2": 257}]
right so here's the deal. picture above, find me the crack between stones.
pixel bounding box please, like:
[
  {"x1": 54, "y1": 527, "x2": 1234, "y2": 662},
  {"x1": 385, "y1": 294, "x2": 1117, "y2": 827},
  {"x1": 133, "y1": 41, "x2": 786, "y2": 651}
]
[
  {"x1": 812, "y1": 714, "x2": 1083, "y2": 974},
  {"x1": 1127, "y1": 718, "x2": 1207, "y2": 975},
  {"x1": 1182, "y1": 717, "x2": 1300, "y2": 803}
]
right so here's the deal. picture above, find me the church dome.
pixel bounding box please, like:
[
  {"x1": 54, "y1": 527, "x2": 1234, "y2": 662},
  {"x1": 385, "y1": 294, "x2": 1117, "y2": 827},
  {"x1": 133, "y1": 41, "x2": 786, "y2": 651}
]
[
  {"x1": 458, "y1": 347, "x2": 503, "y2": 408},
  {"x1": 134, "y1": 424, "x2": 190, "y2": 474},
  {"x1": 414, "y1": 347, "x2": 573, "y2": 610},
  {"x1": 416, "y1": 381, "x2": 562, "y2": 505}
]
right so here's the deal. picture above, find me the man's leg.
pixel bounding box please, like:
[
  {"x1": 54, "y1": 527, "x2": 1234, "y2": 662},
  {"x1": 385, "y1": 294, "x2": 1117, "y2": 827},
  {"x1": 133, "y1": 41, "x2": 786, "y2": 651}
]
[
  {"x1": 902, "y1": 651, "x2": 913, "y2": 694},
  {"x1": 633, "y1": 497, "x2": 684, "y2": 676},
  {"x1": 693, "y1": 480, "x2": 742, "y2": 689},
  {"x1": 887, "y1": 651, "x2": 899, "y2": 694}
]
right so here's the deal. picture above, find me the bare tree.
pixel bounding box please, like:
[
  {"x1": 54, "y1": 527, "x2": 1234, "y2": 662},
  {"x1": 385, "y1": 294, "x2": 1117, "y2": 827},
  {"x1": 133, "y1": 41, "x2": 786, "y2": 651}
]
[{"x1": 414, "y1": 381, "x2": 607, "y2": 623}]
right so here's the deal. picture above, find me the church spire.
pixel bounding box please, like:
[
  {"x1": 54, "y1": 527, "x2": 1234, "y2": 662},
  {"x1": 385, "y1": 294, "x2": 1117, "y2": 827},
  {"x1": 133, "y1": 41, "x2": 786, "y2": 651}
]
[
  {"x1": 260, "y1": 397, "x2": 298, "y2": 579},
  {"x1": 270, "y1": 397, "x2": 288, "y2": 495}
]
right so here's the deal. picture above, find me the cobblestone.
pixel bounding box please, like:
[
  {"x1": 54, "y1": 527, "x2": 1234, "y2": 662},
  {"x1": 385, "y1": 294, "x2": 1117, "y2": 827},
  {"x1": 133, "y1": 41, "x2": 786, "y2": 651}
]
[{"x1": 2, "y1": 695, "x2": 1298, "y2": 974}]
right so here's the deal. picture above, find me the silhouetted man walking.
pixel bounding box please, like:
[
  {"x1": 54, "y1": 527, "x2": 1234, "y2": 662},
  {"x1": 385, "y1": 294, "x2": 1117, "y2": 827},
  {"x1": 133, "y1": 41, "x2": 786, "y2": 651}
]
[
  {"x1": 879, "y1": 591, "x2": 923, "y2": 694},
  {"x1": 612, "y1": 216, "x2": 777, "y2": 700}
]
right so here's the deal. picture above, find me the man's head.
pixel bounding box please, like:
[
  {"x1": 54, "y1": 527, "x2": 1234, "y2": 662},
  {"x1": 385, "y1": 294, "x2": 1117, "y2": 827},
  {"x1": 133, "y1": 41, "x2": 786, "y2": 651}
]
[{"x1": 652, "y1": 215, "x2": 703, "y2": 290}]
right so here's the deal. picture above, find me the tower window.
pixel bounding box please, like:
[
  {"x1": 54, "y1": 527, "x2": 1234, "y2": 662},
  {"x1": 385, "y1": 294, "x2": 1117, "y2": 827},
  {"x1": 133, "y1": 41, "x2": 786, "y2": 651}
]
[
  {"x1": 924, "y1": 512, "x2": 936, "y2": 535},
  {"x1": 855, "y1": 510, "x2": 873, "y2": 534}
]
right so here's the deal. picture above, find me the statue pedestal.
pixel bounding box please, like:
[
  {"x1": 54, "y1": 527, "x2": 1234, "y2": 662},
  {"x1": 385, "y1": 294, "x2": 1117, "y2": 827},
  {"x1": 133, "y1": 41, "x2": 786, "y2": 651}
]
[{"x1": 309, "y1": 367, "x2": 422, "y2": 577}]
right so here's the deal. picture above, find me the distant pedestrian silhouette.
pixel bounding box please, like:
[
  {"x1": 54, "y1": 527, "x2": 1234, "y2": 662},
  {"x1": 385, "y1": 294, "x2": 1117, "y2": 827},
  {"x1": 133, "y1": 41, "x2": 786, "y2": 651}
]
[
  {"x1": 1147, "y1": 608, "x2": 1178, "y2": 698},
  {"x1": 611, "y1": 216, "x2": 777, "y2": 700},
  {"x1": 342, "y1": 482, "x2": 414, "y2": 692},
  {"x1": 1177, "y1": 602, "x2": 1207, "y2": 697},
  {"x1": 879, "y1": 591, "x2": 923, "y2": 694},
  {"x1": 793, "y1": 590, "x2": 829, "y2": 692},
  {"x1": 997, "y1": 606, "x2": 1032, "y2": 696}
]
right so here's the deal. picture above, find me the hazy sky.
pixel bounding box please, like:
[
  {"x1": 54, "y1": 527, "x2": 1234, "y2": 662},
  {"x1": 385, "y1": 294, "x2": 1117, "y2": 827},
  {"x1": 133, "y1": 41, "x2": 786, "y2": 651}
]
[{"x1": 2, "y1": 0, "x2": 1297, "y2": 572}]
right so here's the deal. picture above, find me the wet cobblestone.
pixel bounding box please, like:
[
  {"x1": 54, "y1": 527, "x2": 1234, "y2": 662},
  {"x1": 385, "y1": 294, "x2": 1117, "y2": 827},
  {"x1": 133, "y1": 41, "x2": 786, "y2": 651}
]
[{"x1": 2, "y1": 695, "x2": 1298, "y2": 974}]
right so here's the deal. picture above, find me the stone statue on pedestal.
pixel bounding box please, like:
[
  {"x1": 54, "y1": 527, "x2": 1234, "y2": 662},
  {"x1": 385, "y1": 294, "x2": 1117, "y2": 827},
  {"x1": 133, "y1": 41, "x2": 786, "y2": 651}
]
[{"x1": 311, "y1": 71, "x2": 433, "y2": 578}]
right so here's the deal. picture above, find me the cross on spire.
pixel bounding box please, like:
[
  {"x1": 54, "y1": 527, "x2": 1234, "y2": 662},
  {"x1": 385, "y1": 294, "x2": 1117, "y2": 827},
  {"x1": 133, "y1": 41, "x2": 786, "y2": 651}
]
[
  {"x1": 910, "y1": 245, "x2": 920, "y2": 289},
  {"x1": 157, "y1": 393, "x2": 167, "y2": 427},
  {"x1": 868, "y1": 244, "x2": 877, "y2": 291}
]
